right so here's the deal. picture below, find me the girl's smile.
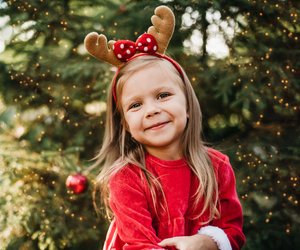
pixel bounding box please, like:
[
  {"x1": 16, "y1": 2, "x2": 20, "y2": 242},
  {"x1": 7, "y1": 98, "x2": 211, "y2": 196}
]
[{"x1": 145, "y1": 121, "x2": 170, "y2": 131}]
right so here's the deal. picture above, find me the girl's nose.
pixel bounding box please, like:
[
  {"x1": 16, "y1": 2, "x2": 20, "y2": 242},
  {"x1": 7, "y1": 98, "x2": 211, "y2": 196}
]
[{"x1": 145, "y1": 102, "x2": 161, "y2": 118}]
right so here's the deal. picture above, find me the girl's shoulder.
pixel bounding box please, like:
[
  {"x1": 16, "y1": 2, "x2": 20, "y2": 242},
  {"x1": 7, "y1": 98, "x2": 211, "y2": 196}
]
[
  {"x1": 206, "y1": 147, "x2": 237, "y2": 183},
  {"x1": 108, "y1": 161, "x2": 144, "y2": 186},
  {"x1": 207, "y1": 147, "x2": 229, "y2": 165}
]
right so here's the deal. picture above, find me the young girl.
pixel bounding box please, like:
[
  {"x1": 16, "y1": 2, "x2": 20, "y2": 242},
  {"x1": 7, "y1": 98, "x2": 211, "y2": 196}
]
[{"x1": 85, "y1": 6, "x2": 245, "y2": 250}]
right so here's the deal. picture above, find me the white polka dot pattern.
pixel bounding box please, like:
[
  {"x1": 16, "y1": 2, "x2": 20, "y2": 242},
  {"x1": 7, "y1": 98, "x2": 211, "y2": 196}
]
[{"x1": 112, "y1": 33, "x2": 158, "y2": 62}]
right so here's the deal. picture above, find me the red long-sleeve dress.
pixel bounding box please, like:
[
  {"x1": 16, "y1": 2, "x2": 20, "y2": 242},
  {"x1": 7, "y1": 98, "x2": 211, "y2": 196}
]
[{"x1": 103, "y1": 148, "x2": 245, "y2": 250}]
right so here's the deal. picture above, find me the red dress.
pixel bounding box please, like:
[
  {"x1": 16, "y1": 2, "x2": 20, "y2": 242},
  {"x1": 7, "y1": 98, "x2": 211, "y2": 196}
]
[{"x1": 104, "y1": 148, "x2": 245, "y2": 250}]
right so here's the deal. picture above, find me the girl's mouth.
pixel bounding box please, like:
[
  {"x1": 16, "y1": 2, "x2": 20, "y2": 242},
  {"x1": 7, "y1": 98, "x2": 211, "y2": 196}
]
[{"x1": 146, "y1": 121, "x2": 170, "y2": 130}]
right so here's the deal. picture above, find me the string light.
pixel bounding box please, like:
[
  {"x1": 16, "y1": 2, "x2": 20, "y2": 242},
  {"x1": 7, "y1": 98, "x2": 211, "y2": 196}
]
[{"x1": 3, "y1": 1, "x2": 298, "y2": 245}]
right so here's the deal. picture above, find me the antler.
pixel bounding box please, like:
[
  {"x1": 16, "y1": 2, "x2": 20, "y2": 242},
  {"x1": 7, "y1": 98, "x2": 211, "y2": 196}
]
[
  {"x1": 147, "y1": 6, "x2": 175, "y2": 54},
  {"x1": 84, "y1": 6, "x2": 175, "y2": 66},
  {"x1": 84, "y1": 32, "x2": 123, "y2": 67}
]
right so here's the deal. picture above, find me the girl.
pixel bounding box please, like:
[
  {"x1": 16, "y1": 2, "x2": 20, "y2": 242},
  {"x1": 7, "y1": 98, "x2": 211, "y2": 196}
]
[{"x1": 85, "y1": 6, "x2": 245, "y2": 250}]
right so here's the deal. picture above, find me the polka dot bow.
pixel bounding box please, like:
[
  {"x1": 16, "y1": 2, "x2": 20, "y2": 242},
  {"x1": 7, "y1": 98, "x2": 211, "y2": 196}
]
[{"x1": 112, "y1": 33, "x2": 158, "y2": 62}]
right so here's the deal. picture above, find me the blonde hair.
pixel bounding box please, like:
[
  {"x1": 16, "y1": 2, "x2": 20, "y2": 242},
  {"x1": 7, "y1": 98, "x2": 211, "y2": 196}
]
[{"x1": 92, "y1": 55, "x2": 219, "y2": 223}]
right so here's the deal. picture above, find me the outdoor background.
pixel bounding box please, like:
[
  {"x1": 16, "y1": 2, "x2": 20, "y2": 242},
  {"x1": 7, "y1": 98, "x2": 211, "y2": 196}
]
[{"x1": 0, "y1": 0, "x2": 299, "y2": 249}]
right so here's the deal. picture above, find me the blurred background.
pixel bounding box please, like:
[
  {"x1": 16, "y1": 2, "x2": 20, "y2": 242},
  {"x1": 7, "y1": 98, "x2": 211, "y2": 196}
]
[{"x1": 0, "y1": 0, "x2": 299, "y2": 249}]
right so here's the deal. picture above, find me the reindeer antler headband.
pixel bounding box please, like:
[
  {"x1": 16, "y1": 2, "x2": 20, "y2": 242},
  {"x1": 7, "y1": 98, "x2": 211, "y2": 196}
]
[{"x1": 84, "y1": 5, "x2": 184, "y2": 102}]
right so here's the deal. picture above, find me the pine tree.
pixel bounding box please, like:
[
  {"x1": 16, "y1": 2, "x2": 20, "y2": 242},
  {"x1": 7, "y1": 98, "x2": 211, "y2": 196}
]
[
  {"x1": 0, "y1": 0, "x2": 299, "y2": 249},
  {"x1": 0, "y1": 0, "x2": 123, "y2": 248},
  {"x1": 178, "y1": 1, "x2": 300, "y2": 249}
]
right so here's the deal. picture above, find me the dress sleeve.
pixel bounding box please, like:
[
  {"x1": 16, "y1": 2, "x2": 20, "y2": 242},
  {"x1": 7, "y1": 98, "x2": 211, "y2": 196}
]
[
  {"x1": 209, "y1": 153, "x2": 246, "y2": 250},
  {"x1": 108, "y1": 166, "x2": 165, "y2": 250}
]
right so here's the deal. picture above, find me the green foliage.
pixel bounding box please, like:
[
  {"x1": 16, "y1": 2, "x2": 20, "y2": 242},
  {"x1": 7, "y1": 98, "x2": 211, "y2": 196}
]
[
  {"x1": 0, "y1": 132, "x2": 107, "y2": 249},
  {"x1": 0, "y1": 0, "x2": 299, "y2": 249}
]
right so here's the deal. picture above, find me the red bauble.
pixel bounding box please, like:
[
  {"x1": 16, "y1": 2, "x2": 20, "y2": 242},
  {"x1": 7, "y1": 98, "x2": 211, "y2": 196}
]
[{"x1": 66, "y1": 173, "x2": 88, "y2": 194}]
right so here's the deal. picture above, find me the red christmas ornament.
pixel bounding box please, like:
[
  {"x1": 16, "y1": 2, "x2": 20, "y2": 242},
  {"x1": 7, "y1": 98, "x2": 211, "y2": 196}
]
[{"x1": 66, "y1": 173, "x2": 88, "y2": 194}]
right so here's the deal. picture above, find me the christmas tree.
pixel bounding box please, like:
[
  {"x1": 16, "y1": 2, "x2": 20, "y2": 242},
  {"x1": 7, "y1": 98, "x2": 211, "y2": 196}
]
[{"x1": 0, "y1": 0, "x2": 299, "y2": 249}]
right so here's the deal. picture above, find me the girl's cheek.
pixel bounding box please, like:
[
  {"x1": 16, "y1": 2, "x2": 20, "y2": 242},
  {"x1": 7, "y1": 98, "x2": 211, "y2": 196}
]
[{"x1": 124, "y1": 114, "x2": 135, "y2": 126}]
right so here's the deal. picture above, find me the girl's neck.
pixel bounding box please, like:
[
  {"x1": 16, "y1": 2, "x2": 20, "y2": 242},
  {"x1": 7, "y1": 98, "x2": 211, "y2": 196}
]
[{"x1": 145, "y1": 145, "x2": 183, "y2": 161}]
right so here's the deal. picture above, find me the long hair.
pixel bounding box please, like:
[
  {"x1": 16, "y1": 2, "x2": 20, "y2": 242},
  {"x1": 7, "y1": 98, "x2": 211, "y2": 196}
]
[{"x1": 92, "y1": 55, "x2": 219, "y2": 223}]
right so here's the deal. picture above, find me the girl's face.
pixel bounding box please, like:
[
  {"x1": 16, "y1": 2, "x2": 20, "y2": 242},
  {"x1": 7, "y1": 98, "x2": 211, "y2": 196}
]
[{"x1": 120, "y1": 65, "x2": 188, "y2": 159}]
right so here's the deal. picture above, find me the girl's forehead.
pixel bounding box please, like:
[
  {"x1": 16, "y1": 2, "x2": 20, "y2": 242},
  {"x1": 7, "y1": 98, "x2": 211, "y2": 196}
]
[
  {"x1": 122, "y1": 66, "x2": 180, "y2": 94},
  {"x1": 126, "y1": 63, "x2": 180, "y2": 85}
]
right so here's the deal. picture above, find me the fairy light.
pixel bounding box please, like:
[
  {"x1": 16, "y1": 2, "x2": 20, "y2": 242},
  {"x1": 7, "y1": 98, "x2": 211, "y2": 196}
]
[{"x1": 4, "y1": 1, "x2": 298, "y2": 243}]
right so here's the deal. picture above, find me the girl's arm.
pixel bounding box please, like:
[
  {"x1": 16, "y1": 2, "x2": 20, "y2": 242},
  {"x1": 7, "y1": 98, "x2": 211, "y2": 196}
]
[
  {"x1": 189, "y1": 152, "x2": 245, "y2": 250},
  {"x1": 205, "y1": 153, "x2": 245, "y2": 250},
  {"x1": 158, "y1": 151, "x2": 245, "y2": 250},
  {"x1": 108, "y1": 166, "x2": 165, "y2": 250},
  {"x1": 159, "y1": 234, "x2": 218, "y2": 250}
]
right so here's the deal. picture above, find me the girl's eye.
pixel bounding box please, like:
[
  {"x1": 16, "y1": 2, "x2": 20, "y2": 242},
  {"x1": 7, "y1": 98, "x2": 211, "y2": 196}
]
[
  {"x1": 129, "y1": 102, "x2": 141, "y2": 110},
  {"x1": 158, "y1": 92, "x2": 171, "y2": 99}
]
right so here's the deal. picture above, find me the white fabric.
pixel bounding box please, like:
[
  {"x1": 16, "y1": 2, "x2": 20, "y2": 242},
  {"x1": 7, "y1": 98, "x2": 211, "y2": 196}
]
[{"x1": 198, "y1": 225, "x2": 232, "y2": 250}]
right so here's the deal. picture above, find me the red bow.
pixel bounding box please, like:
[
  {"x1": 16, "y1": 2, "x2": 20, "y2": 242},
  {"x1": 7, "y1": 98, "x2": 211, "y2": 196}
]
[{"x1": 112, "y1": 33, "x2": 158, "y2": 62}]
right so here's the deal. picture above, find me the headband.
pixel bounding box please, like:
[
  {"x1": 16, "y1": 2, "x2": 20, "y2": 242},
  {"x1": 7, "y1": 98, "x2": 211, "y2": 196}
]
[{"x1": 84, "y1": 5, "x2": 184, "y2": 103}]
